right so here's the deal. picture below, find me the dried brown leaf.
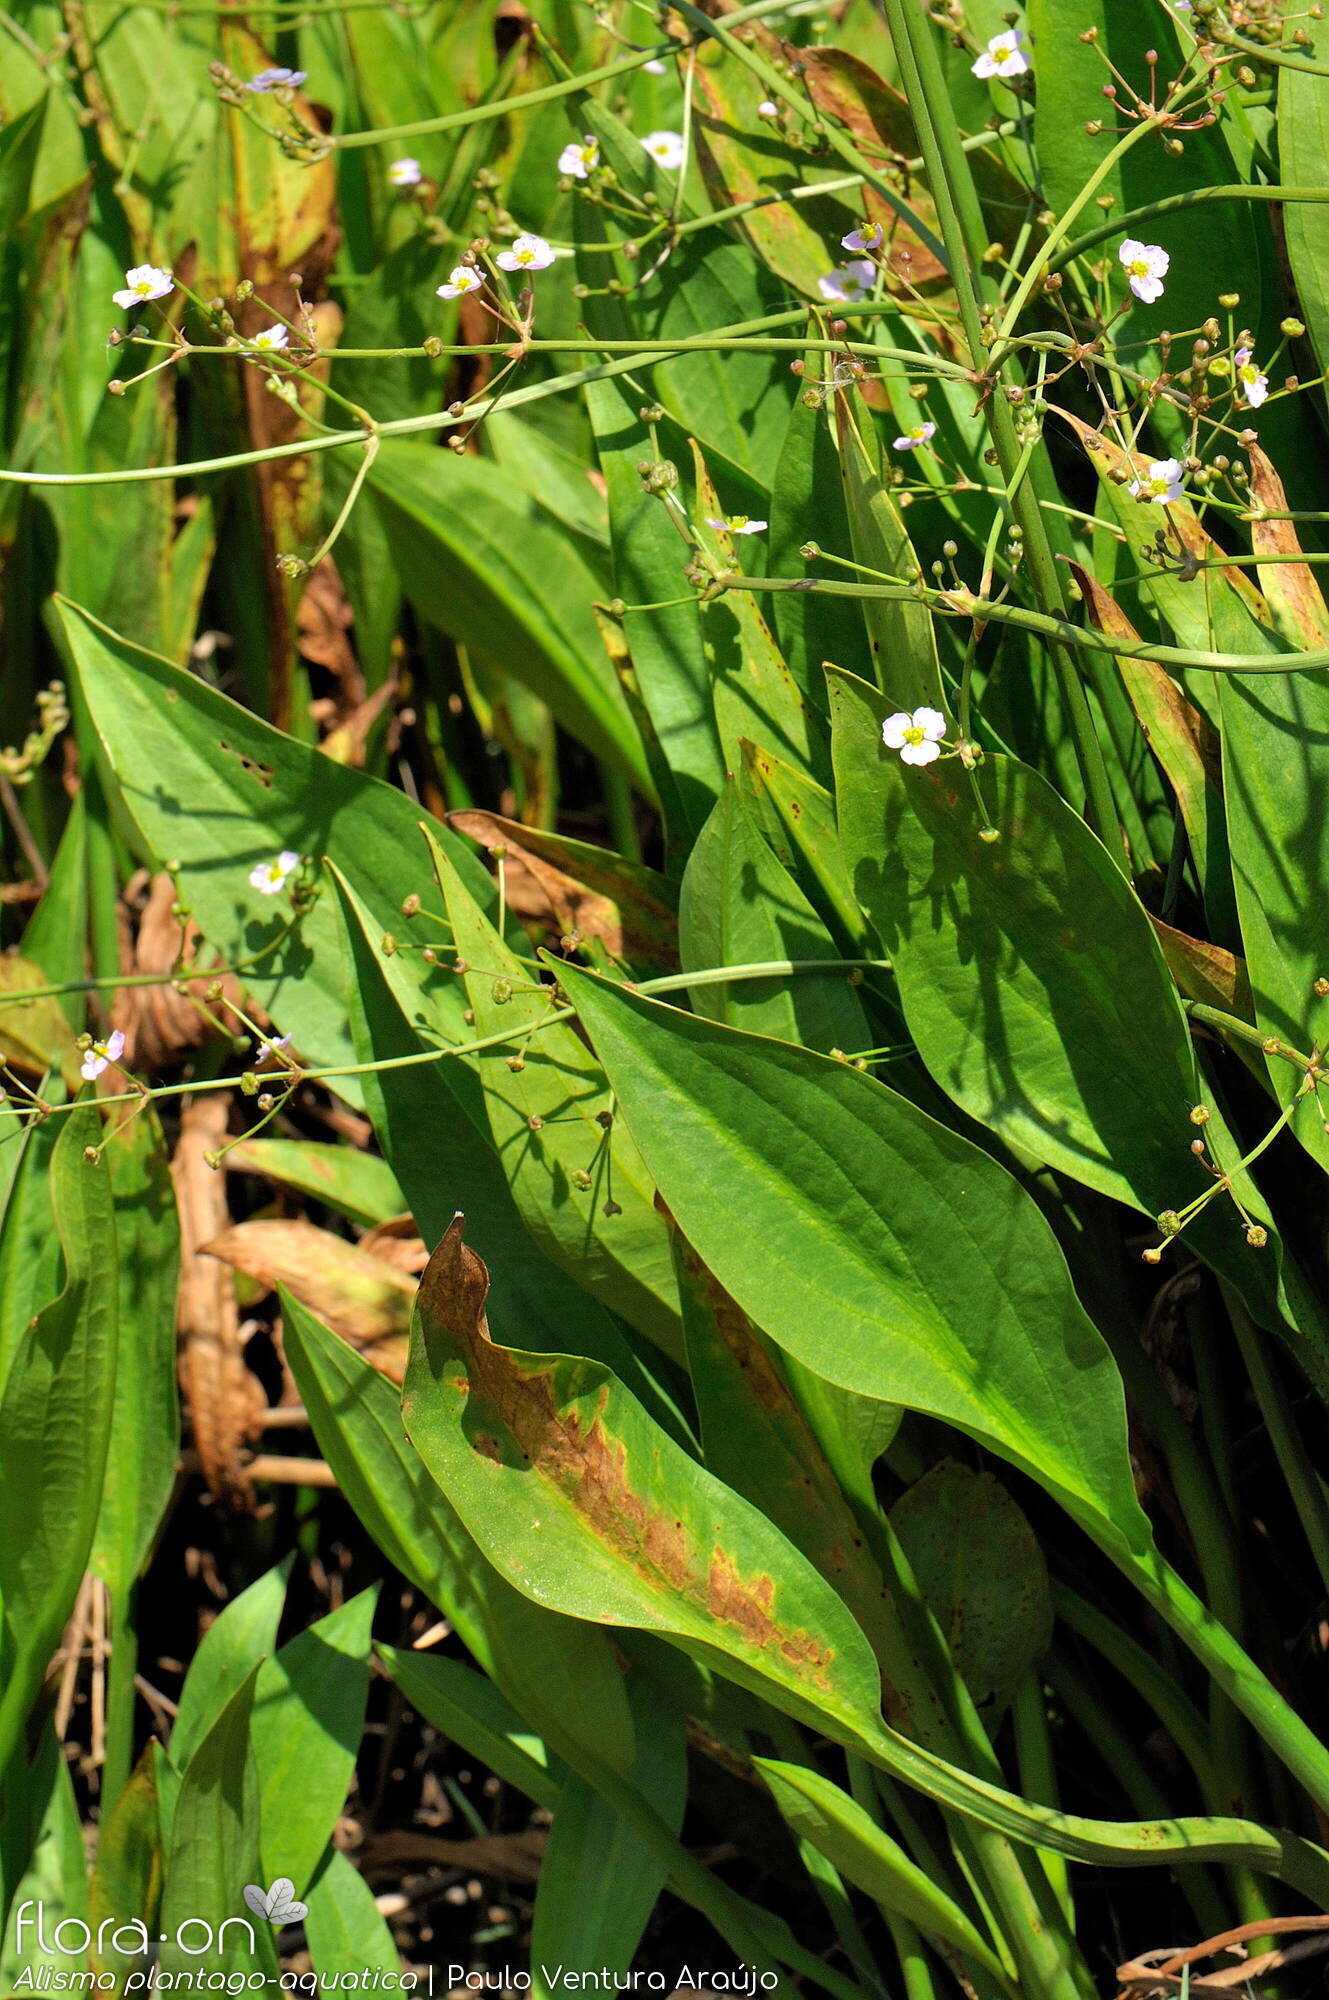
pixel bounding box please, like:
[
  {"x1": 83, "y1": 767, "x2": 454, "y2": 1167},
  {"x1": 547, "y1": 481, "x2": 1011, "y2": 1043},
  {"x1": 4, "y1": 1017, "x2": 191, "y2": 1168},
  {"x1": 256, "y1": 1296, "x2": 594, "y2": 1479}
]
[
  {"x1": 448, "y1": 810, "x2": 679, "y2": 968},
  {"x1": 173, "y1": 1094, "x2": 265, "y2": 1507},
  {"x1": 1246, "y1": 443, "x2": 1329, "y2": 647},
  {"x1": 203, "y1": 1218, "x2": 413, "y2": 1383},
  {"x1": 112, "y1": 872, "x2": 247, "y2": 1070}
]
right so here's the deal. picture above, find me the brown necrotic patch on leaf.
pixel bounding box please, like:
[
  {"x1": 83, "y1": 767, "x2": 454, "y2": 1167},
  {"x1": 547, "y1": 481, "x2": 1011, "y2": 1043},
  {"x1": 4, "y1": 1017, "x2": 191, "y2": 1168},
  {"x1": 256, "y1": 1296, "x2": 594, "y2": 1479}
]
[{"x1": 413, "y1": 1216, "x2": 836, "y2": 1683}]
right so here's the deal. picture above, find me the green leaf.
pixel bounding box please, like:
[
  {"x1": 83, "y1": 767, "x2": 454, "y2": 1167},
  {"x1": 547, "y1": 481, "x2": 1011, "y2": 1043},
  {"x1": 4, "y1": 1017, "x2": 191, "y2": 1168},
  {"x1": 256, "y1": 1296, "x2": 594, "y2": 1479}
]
[
  {"x1": 1278, "y1": 19, "x2": 1329, "y2": 387},
  {"x1": 767, "y1": 359, "x2": 870, "y2": 711},
  {"x1": 692, "y1": 52, "x2": 856, "y2": 297},
  {"x1": 59, "y1": 595, "x2": 493, "y2": 1093},
  {"x1": 251, "y1": 1588, "x2": 379, "y2": 1897},
  {"x1": 226, "y1": 1137, "x2": 406, "y2": 1229},
  {"x1": 584, "y1": 374, "x2": 724, "y2": 855},
  {"x1": 377, "y1": 1646, "x2": 563, "y2": 1810},
  {"x1": 668, "y1": 1222, "x2": 954, "y2": 1747},
  {"x1": 833, "y1": 392, "x2": 944, "y2": 713},
  {"x1": 366, "y1": 442, "x2": 650, "y2": 795},
  {"x1": 755, "y1": 1759, "x2": 1014, "y2": 1989},
  {"x1": 424, "y1": 825, "x2": 682, "y2": 1354},
  {"x1": 89, "y1": 1749, "x2": 162, "y2": 1986},
  {"x1": 0, "y1": 1740, "x2": 87, "y2": 1986},
  {"x1": 689, "y1": 443, "x2": 826, "y2": 782},
  {"x1": 890, "y1": 1462, "x2": 1052, "y2": 1727},
  {"x1": 1217, "y1": 656, "x2": 1329, "y2": 1178},
  {"x1": 304, "y1": 1848, "x2": 401, "y2": 1980},
  {"x1": 0, "y1": 1102, "x2": 117, "y2": 1770},
  {"x1": 158, "y1": 1667, "x2": 264, "y2": 1978},
  {"x1": 1070, "y1": 565, "x2": 1237, "y2": 943},
  {"x1": 555, "y1": 961, "x2": 1149, "y2": 1561},
  {"x1": 0, "y1": 1112, "x2": 64, "y2": 1392},
  {"x1": 1028, "y1": 0, "x2": 1261, "y2": 451},
  {"x1": 327, "y1": 860, "x2": 692, "y2": 1418},
  {"x1": 680, "y1": 778, "x2": 869, "y2": 1052},
  {"x1": 646, "y1": 239, "x2": 792, "y2": 487},
  {"x1": 531, "y1": 1674, "x2": 686, "y2": 2000},
  {"x1": 18, "y1": 791, "x2": 88, "y2": 1031},
  {"x1": 0, "y1": 957, "x2": 77, "y2": 1089},
  {"x1": 403, "y1": 1214, "x2": 887, "y2": 1746},
  {"x1": 90, "y1": 1111, "x2": 181, "y2": 1599},
  {"x1": 280, "y1": 1291, "x2": 640, "y2": 1779},
  {"x1": 164, "y1": 1559, "x2": 293, "y2": 1819},
  {"x1": 828, "y1": 664, "x2": 1300, "y2": 1353},
  {"x1": 738, "y1": 742, "x2": 876, "y2": 956}
]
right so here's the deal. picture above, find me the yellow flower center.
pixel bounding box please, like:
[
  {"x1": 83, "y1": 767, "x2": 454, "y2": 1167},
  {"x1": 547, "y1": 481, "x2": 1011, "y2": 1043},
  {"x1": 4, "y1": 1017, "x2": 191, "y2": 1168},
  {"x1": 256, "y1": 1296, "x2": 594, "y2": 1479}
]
[
  {"x1": 1128, "y1": 259, "x2": 1149, "y2": 278},
  {"x1": 904, "y1": 726, "x2": 925, "y2": 746}
]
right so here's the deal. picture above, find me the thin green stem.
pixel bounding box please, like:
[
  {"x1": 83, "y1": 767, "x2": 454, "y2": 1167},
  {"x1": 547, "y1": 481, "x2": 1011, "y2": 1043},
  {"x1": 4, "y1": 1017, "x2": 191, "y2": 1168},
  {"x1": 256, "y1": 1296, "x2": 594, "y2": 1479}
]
[
  {"x1": 878, "y1": 0, "x2": 1121, "y2": 864},
  {"x1": 8, "y1": 959, "x2": 893, "y2": 1126},
  {"x1": 329, "y1": 42, "x2": 678, "y2": 149},
  {"x1": 1227, "y1": 1290, "x2": 1329, "y2": 1602},
  {"x1": 720, "y1": 572, "x2": 1329, "y2": 677},
  {"x1": 1051, "y1": 185, "x2": 1329, "y2": 274},
  {"x1": 0, "y1": 320, "x2": 973, "y2": 491}
]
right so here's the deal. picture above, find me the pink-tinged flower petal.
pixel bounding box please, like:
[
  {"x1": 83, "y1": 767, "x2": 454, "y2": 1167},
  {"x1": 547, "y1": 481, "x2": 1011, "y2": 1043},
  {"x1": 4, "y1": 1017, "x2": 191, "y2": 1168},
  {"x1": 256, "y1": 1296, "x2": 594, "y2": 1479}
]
[
  {"x1": 495, "y1": 233, "x2": 556, "y2": 272},
  {"x1": 437, "y1": 266, "x2": 483, "y2": 299},
  {"x1": 113, "y1": 264, "x2": 173, "y2": 309},
  {"x1": 972, "y1": 29, "x2": 1030, "y2": 79},
  {"x1": 892, "y1": 421, "x2": 937, "y2": 451}
]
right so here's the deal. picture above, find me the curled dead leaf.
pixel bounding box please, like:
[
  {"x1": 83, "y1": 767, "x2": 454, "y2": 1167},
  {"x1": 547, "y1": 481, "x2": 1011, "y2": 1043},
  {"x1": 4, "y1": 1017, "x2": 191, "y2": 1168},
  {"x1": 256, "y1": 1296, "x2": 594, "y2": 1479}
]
[
  {"x1": 112, "y1": 872, "x2": 247, "y2": 1070},
  {"x1": 360, "y1": 1214, "x2": 429, "y2": 1276},
  {"x1": 173, "y1": 1094, "x2": 266, "y2": 1507},
  {"x1": 448, "y1": 810, "x2": 679, "y2": 969},
  {"x1": 202, "y1": 1217, "x2": 414, "y2": 1383}
]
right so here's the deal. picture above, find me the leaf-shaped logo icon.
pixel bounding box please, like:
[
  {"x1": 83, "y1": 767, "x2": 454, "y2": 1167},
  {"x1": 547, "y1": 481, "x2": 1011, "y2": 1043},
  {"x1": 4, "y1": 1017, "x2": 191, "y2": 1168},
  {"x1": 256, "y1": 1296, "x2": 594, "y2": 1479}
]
[{"x1": 242, "y1": 1878, "x2": 309, "y2": 1925}]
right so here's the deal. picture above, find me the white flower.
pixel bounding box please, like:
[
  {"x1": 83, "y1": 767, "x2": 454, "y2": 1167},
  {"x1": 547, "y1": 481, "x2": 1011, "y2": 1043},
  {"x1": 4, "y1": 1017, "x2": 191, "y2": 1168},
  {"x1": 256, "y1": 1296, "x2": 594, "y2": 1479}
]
[
  {"x1": 250, "y1": 850, "x2": 300, "y2": 895},
  {"x1": 706, "y1": 514, "x2": 767, "y2": 535},
  {"x1": 1235, "y1": 346, "x2": 1269, "y2": 409},
  {"x1": 81, "y1": 1029, "x2": 126, "y2": 1082},
  {"x1": 642, "y1": 130, "x2": 686, "y2": 171},
  {"x1": 249, "y1": 325, "x2": 289, "y2": 352},
  {"x1": 558, "y1": 137, "x2": 600, "y2": 179},
  {"x1": 893, "y1": 420, "x2": 937, "y2": 451},
  {"x1": 246, "y1": 66, "x2": 306, "y2": 92},
  {"x1": 438, "y1": 265, "x2": 484, "y2": 300},
  {"x1": 972, "y1": 29, "x2": 1030, "y2": 79},
  {"x1": 496, "y1": 233, "x2": 557, "y2": 273},
  {"x1": 389, "y1": 157, "x2": 423, "y2": 187},
  {"x1": 255, "y1": 1034, "x2": 292, "y2": 1062},
  {"x1": 1128, "y1": 457, "x2": 1185, "y2": 504},
  {"x1": 817, "y1": 259, "x2": 875, "y2": 303},
  {"x1": 1119, "y1": 238, "x2": 1169, "y2": 304},
  {"x1": 757, "y1": 99, "x2": 779, "y2": 118},
  {"x1": 112, "y1": 264, "x2": 174, "y2": 309},
  {"x1": 842, "y1": 222, "x2": 884, "y2": 254},
  {"x1": 882, "y1": 708, "x2": 947, "y2": 767},
  {"x1": 644, "y1": 58, "x2": 667, "y2": 73}
]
